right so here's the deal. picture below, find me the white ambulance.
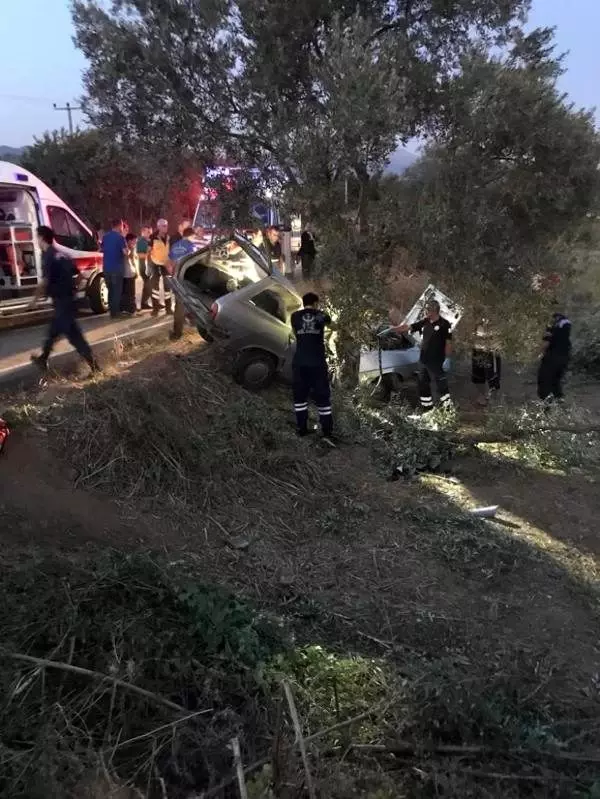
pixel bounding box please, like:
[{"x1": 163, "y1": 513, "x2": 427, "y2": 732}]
[{"x1": 0, "y1": 162, "x2": 108, "y2": 322}]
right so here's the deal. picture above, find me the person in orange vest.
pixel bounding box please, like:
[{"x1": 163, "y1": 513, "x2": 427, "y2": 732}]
[{"x1": 148, "y1": 218, "x2": 172, "y2": 316}]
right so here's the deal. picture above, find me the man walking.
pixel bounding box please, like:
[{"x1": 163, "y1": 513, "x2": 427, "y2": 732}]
[
  {"x1": 392, "y1": 299, "x2": 453, "y2": 412},
  {"x1": 291, "y1": 292, "x2": 335, "y2": 445},
  {"x1": 148, "y1": 218, "x2": 172, "y2": 316},
  {"x1": 538, "y1": 308, "x2": 571, "y2": 402},
  {"x1": 29, "y1": 226, "x2": 99, "y2": 374},
  {"x1": 101, "y1": 218, "x2": 127, "y2": 318},
  {"x1": 136, "y1": 225, "x2": 152, "y2": 310}
]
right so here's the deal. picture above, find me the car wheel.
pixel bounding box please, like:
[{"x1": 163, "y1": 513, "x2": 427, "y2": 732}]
[
  {"x1": 370, "y1": 375, "x2": 394, "y2": 402},
  {"x1": 234, "y1": 349, "x2": 277, "y2": 391},
  {"x1": 88, "y1": 274, "x2": 109, "y2": 314}
]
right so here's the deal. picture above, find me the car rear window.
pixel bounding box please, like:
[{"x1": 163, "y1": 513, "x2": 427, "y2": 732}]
[{"x1": 251, "y1": 287, "x2": 301, "y2": 324}]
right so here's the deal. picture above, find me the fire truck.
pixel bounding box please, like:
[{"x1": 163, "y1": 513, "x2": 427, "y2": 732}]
[{"x1": 0, "y1": 162, "x2": 107, "y2": 326}]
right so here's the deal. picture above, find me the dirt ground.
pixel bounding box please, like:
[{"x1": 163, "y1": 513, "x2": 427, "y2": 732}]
[{"x1": 1, "y1": 336, "x2": 600, "y2": 796}]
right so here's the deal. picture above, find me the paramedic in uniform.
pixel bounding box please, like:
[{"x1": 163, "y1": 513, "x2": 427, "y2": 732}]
[
  {"x1": 148, "y1": 218, "x2": 172, "y2": 315},
  {"x1": 538, "y1": 309, "x2": 571, "y2": 402},
  {"x1": 291, "y1": 292, "x2": 334, "y2": 444},
  {"x1": 29, "y1": 226, "x2": 99, "y2": 374},
  {"x1": 392, "y1": 299, "x2": 453, "y2": 412}
]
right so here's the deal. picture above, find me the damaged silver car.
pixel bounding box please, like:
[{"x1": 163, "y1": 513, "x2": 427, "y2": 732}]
[
  {"x1": 358, "y1": 285, "x2": 463, "y2": 400},
  {"x1": 170, "y1": 232, "x2": 303, "y2": 390}
]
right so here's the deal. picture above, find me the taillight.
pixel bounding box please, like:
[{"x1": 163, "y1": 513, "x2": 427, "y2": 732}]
[{"x1": 210, "y1": 302, "x2": 218, "y2": 320}]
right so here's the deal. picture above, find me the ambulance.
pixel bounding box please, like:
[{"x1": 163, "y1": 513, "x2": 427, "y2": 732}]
[{"x1": 0, "y1": 162, "x2": 107, "y2": 323}]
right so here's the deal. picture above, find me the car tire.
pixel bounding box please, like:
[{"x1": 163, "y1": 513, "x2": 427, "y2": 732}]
[
  {"x1": 233, "y1": 349, "x2": 277, "y2": 391},
  {"x1": 370, "y1": 376, "x2": 393, "y2": 402},
  {"x1": 88, "y1": 273, "x2": 109, "y2": 314}
]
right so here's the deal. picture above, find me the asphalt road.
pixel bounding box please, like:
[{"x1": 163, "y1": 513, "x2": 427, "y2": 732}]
[{"x1": 0, "y1": 310, "x2": 172, "y2": 390}]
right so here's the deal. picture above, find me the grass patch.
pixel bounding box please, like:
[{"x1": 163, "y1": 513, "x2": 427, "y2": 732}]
[
  {"x1": 337, "y1": 390, "x2": 459, "y2": 477},
  {"x1": 482, "y1": 400, "x2": 600, "y2": 473},
  {"x1": 0, "y1": 552, "x2": 286, "y2": 798},
  {"x1": 402, "y1": 505, "x2": 522, "y2": 579},
  {"x1": 43, "y1": 351, "x2": 329, "y2": 512}
]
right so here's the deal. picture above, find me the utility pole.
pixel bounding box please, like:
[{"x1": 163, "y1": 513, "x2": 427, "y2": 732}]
[{"x1": 53, "y1": 101, "x2": 82, "y2": 135}]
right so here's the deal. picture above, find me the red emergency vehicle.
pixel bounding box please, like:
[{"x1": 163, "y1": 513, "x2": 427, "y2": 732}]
[{"x1": 0, "y1": 162, "x2": 107, "y2": 324}]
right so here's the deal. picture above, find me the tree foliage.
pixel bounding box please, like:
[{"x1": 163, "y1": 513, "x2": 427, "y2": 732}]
[
  {"x1": 70, "y1": 0, "x2": 600, "y2": 359},
  {"x1": 71, "y1": 0, "x2": 529, "y2": 199},
  {"x1": 21, "y1": 129, "x2": 202, "y2": 229},
  {"x1": 393, "y1": 32, "x2": 600, "y2": 349}
]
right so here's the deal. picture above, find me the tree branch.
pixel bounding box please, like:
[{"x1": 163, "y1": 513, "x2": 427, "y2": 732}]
[{"x1": 2, "y1": 650, "x2": 211, "y2": 717}]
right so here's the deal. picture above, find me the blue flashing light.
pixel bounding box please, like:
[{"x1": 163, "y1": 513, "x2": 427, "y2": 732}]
[{"x1": 15, "y1": 173, "x2": 29, "y2": 182}]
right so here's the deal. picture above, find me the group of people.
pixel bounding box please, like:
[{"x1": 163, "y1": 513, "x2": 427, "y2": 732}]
[
  {"x1": 388, "y1": 300, "x2": 572, "y2": 413},
  {"x1": 251, "y1": 223, "x2": 317, "y2": 278},
  {"x1": 100, "y1": 218, "x2": 200, "y2": 319},
  {"x1": 292, "y1": 295, "x2": 572, "y2": 447},
  {"x1": 25, "y1": 218, "x2": 570, "y2": 433}
]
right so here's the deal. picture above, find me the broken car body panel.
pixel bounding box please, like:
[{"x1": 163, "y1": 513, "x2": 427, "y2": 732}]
[{"x1": 358, "y1": 284, "x2": 463, "y2": 385}]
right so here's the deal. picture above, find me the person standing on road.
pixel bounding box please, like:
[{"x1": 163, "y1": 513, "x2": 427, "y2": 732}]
[
  {"x1": 121, "y1": 233, "x2": 139, "y2": 315},
  {"x1": 298, "y1": 222, "x2": 317, "y2": 279},
  {"x1": 136, "y1": 225, "x2": 152, "y2": 310},
  {"x1": 538, "y1": 308, "x2": 571, "y2": 402},
  {"x1": 168, "y1": 226, "x2": 197, "y2": 265},
  {"x1": 392, "y1": 299, "x2": 453, "y2": 412},
  {"x1": 291, "y1": 292, "x2": 335, "y2": 445},
  {"x1": 101, "y1": 219, "x2": 127, "y2": 319},
  {"x1": 28, "y1": 226, "x2": 99, "y2": 374},
  {"x1": 148, "y1": 218, "x2": 172, "y2": 316},
  {"x1": 168, "y1": 227, "x2": 198, "y2": 341},
  {"x1": 170, "y1": 219, "x2": 193, "y2": 247}
]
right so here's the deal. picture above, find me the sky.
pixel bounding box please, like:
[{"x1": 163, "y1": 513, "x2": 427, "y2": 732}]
[{"x1": 0, "y1": 0, "x2": 599, "y2": 148}]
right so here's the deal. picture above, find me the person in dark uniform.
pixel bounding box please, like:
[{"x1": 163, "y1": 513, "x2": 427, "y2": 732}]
[
  {"x1": 538, "y1": 309, "x2": 571, "y2": 401},
  {"x1": 291, "y1": 292, "x2": 334, "y2": 444},
  {"x1": 28, "y1": 226, "x2": 100, "y2": 374},
  {"x1": 392, "y1": 299, "x2": 453, "y2": 411},
  {"x1": 297, "y1": 223, "x2": 317, "y2": 279}
]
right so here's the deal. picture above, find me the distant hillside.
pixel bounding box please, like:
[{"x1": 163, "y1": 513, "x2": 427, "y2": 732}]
[{"x1": 0, "y1": 145, "x2": 24, "y2": 162}]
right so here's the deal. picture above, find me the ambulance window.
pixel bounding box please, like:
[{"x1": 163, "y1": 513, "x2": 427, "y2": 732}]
[{"x1": 47, "y1": 206, "x2": 96, "y2": 252}]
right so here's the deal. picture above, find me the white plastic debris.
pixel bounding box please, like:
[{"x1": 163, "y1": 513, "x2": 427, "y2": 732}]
[{"x1": 468, "y1": 505, "x2": 499, "y2": 518}]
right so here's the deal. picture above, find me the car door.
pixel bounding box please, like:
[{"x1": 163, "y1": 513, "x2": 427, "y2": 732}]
[
  {"x1": 230, "y1": 278, "x2": 301, "y2": 365},
  {"x1": 402, "y1": 284, "x2": 463, "y2": 339}
]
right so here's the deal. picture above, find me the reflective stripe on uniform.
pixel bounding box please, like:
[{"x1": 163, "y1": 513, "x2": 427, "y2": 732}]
[
  {"x1": 440, "y1": 394, "x2": 451, "y2": 404},
  {"x1": 317, "y1": 407, "x2": 332, "y2": 416}
]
